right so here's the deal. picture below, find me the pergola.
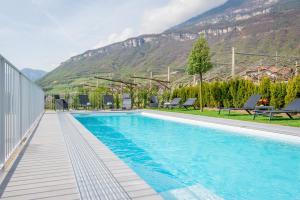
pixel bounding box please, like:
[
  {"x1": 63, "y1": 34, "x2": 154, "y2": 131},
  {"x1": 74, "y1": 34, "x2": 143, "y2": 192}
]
[
  {"x1": 94, "y1": 76, "x2": 138, "y2": 95},
  {"x1": 130, "y1": 76, "x2": 170, "y2": 89}
]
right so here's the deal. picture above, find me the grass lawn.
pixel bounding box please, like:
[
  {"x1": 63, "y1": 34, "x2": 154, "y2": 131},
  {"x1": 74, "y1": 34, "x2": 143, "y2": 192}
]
[{"x1": 151, "y1": 108, "x2": 300, "y2": 128}]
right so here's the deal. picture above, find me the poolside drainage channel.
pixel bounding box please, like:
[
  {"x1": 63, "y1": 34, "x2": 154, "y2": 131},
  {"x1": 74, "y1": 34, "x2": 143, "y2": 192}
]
[{"x1": 58, "y1": 113, "x2": 131, "y2": 200}]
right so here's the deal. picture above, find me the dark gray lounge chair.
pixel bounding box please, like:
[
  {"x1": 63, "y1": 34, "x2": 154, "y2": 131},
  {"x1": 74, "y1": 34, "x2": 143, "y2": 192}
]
[
  {"x1": 182, "y1": 98, "x2": 197, "y2": 109},
  {"x1": 149, "y1": 96, "x2": 158, "y2": 108},
  {"x1": 165, "y1": 98, "x2": 181, "y2": 109},
  {"x1": 254, "y1": 98, "x2": 300, "y2": 120},
  {"x1": 79, "y1": 95, "x2": 90, "y2": 109},
  {"x1": 55, "y1": 99, "x2": 68, "y2": 111},
  {"x1": 219, "y1": 94, "x2": 261, "y2": 115},
  {"x1": 122, "y1": 94, "x2": 132, "y2": 110},
  {"x1": 103, "y1": 95, "x2": 114, "y2": 109}
]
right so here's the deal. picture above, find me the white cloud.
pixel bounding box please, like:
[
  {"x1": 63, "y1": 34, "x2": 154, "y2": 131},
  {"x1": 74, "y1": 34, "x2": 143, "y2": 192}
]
[
  {"x1": 140, "y1": 0, "x2": 226, "y2": 33},
  {"x1": 94, "y1": 28, "x2": 135, "y2": 49},
  {"x1": 93, "y1": 0, "x2": 226, "y2": 50}
]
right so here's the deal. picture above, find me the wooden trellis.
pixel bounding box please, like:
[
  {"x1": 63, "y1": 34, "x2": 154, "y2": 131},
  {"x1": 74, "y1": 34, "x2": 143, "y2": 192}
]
[{"x1": 130, "y1": 76, "x2": 170, "y2": 89}]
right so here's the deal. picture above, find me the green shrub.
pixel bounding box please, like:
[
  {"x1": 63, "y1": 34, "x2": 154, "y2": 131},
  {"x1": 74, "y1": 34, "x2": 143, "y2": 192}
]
[
  {"x1": 270, "y1": 82, "x2": 287, "y2": 109},
  {"x1": 115, "y1": 94, "x2": 120, "y2": 109},
  {"x1": 209, "y1": 81, "x2": 222, "y2": 107},
  {"x1": 259, "y1": 76, "x2": 271, "y2": 100},
  {"x1": 228, "y1": 78, "x2": 246, "y2": 108},
  {"x1": 168, "y1": 76, "x2": 290, "y2": 109},
  {"x1": 285, "y1": 75, "x2": 300, "y2": 104}
]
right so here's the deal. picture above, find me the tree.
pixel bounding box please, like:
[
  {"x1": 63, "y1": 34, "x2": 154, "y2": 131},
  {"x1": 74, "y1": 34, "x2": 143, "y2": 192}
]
[{"x1": 187, "y1": 35, "x2": 213, "y2": 111}]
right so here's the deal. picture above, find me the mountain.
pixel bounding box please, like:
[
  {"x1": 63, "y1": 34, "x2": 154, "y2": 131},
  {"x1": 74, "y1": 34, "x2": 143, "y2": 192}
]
[
  {"x1": 21, "y1": 68, "x2": 47, "y2": 81},
  {"x1": 39, "y1": 0, "x2": 300, "y2": 92}
]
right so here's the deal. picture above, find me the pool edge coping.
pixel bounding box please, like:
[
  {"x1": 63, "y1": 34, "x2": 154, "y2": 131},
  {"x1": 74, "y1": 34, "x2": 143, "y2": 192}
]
[
  {"x1": 141, "y1": 110, "x2": 300, "y2": 144},
  {"x1": 72, "y1": 109, "x2": 300, "y2": 142},
  {"x1": 66, "y1": 112, "x2": 164, "y2": 200}
]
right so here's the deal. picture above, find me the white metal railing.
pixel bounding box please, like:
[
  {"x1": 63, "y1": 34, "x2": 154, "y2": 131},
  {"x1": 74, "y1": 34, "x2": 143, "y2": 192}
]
[{"x1": 0, "y1": 54, "x2": 44, "y2": 169}]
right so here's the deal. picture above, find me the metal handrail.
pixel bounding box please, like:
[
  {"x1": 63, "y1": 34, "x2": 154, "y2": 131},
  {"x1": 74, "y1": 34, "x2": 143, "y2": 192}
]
[
  {"x1": 0, "y1": 54, "x2": 45, "y2": 169},
  {"x1": 0, "y1": 54, "x2": 43, "y2": 88}
]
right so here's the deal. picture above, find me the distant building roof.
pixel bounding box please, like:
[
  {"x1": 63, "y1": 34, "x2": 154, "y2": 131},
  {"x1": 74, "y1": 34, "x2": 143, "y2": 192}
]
[{"x1": 241, "y1": 66, "x2": 295, "y2": 81}]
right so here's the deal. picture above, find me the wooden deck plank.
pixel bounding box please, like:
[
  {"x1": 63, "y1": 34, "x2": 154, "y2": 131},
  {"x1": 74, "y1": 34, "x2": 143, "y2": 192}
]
[{"x1": 0, "y1": 113, "x2": 80, "y2": 200}]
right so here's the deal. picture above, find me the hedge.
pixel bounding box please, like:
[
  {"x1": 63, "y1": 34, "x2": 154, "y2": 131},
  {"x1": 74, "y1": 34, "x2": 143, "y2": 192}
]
[
  {"x1": 169, "y1": 75, "x2": 300, "y2": 109},
  {"x1": 48, "y1": 75, "x2": 300, "y2": 110}
]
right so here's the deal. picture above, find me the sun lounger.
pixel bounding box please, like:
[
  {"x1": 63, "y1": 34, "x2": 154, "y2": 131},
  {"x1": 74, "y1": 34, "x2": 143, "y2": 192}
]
[
  {"x1": 254, "y1": 98, "x2": 300, "y2": 120},
  {"x1": 218, "y1": 94, "x2": 261, "y2": 115},
  {"x1": 79, "y1": 95, "x2": 91, "y2": 109},
  {"x1": 55, "y1": 99, "x2": 68, "y2": 111},
  {"x1": 149, "y1": 96, "x2": 158, "y2": 108},
  {"x1": 182, "y1": 98, "x2": 196, "y2": 109},
  {"x1": 103, "y1": 95, "x2": 114, "y2": 109},
  {"x1": 122, "y1": 93, "x2": 132, "y2": 110},
  {"x1": 164, "y1": 98, "x2": 181, "y2": 109}
]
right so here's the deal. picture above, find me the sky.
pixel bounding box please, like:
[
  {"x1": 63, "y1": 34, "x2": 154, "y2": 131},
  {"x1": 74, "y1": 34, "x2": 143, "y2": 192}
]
[{"x1": 0, "y1": 0, "x2": 226, "y2": 71}]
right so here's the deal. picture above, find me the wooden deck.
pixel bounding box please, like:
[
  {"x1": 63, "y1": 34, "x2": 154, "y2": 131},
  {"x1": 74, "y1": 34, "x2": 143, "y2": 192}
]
[
  {"x1": 0, "y1": 112, "x2": 162, "y2": 200},
  {"x1": 0, "y1": 113, "x2": 80, "y2": 200}
]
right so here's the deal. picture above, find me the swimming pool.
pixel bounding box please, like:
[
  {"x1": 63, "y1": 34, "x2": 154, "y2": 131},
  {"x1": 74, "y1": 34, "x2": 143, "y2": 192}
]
[{"x1": 74, "y1": 112, "x2": 300, "y2": 200}]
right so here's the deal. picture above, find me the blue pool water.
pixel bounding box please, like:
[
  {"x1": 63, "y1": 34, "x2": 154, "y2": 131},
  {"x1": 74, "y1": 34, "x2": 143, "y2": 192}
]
[{"x1": 74, "y1": 113, "x2": 300, "y2": 200}]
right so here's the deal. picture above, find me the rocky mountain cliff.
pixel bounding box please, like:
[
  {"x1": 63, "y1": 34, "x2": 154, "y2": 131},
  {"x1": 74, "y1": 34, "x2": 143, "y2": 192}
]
[{"x1": 39, "y1": 0, "x2": 300, "y2": 92}]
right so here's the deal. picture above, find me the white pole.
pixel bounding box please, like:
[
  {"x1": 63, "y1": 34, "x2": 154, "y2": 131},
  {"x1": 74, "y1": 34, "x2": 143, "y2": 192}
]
[
  {"x1": 296, "y1": 61, "x2": 298, "y2": 76},
  {"x1": 167, "y1": 67, "x2": 170, "y2": 82},
  {"x1": 121, "y1": 83, "x2": 123, "y2": 95},
  {"x1": 96, "y1": 75, "x2": 99, "y2": 88},
  {"x1": 150, "y1": 71, "x2": 153, "y2": 90},
  {"x1": 232, "y1": 47, "x2": 235, "y2": 77},
  {"x1": 193, "y1": 75, "x2": 196, "y2": 85}
]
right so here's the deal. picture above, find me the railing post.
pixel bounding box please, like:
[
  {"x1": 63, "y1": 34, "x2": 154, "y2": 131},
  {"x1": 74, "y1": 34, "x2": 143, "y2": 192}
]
[
  {"x1": 0, "y1": 55, "x2": 5, "y2": 167},
  {"x1": 19, "y1": 72, "x2": 22, "y2": 141}
]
